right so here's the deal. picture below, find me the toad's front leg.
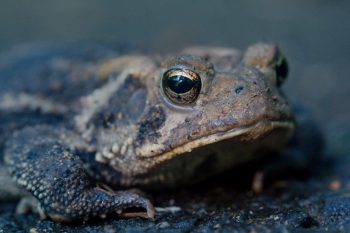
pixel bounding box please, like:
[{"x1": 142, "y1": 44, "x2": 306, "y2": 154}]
[{"x1": 4, "y1": 126, "x2": 154, "y2": 222}]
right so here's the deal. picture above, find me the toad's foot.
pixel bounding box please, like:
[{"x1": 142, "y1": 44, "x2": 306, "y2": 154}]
[{"x1": 4, "y1": 126, "x2": 154, "y2": 222}]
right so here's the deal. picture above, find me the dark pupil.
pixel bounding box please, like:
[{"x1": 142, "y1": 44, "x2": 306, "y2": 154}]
[{"x1": 166, "y1": 75, "x2": 194, "y2": 94}]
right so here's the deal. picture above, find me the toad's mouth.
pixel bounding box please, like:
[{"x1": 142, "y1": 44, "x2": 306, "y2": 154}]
[
  {"x1": 153, "y1": 119, "x2": 295, "y2": 164},
  {"x1": 123, "y1": 119, "x2": 295, "y2": 186}
]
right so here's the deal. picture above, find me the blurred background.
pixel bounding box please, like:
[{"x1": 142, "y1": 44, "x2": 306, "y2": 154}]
[{"x1": 0, "y1": 0, "x2": 349, "y2": 154}]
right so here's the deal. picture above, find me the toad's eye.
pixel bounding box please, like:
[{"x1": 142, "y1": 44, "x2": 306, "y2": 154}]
[
  {"x1": 276, "y1": 56, "x2": 288, "y2": 86},
  {"x1": 162, "y1": 68, "x2": 201, "y2": 105}
]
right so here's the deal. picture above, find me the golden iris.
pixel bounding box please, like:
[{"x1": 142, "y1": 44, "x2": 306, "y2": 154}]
[{"x1": 162, "y1": 68, "x2": 201, "y2": 105}]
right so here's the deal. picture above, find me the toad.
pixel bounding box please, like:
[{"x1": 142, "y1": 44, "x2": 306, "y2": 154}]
[{"x1": 0, "y1": 42, "x2": 294, "y2": 222}]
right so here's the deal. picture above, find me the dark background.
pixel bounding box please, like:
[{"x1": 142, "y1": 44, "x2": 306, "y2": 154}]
[{"x1": 0, "y1": 0, "x2": 349, "y2": 152}]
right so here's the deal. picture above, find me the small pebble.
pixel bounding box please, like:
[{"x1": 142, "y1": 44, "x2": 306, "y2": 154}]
[
  {"x1": 158, "y1": 221, "x2": 170, "y2": 228},
  {"x1": 329, "y1": 180, "x2": 341, "y2": 191},
  {"x1": 155, "y1": 206, "x2": 181, "y2": 213}
]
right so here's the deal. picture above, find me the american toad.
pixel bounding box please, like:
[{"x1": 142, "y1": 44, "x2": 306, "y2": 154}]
[{"x1": 0, "y1": 42, "x2": 294, "y2": 222}]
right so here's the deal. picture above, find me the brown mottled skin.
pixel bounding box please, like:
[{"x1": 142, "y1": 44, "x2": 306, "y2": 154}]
[{"x1": 0, "y1": 42, "x2": 294, "y2": 222}]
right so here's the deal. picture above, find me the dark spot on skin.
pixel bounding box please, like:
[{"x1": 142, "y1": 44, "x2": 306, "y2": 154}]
[
  {"x1": 135, "y1": 106, "x2": 166, "y2": 146},
  {"x1": 234, "y1": 86, "x2": 244, "y2": 94},
  {"x1": 89, "y1": 75, "x2": 147, "y2": 128},
  {"x1": 102, "y1": 113, "x2": 115, "y2": 128}
]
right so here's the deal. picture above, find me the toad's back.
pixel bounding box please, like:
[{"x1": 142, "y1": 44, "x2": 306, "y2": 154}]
[
  {"x1": 0, "y1": 43, "x2": 117, "y2": 104},
  {"x1": 0, "y1": 44, "x2": 119, "y2": 159}
]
